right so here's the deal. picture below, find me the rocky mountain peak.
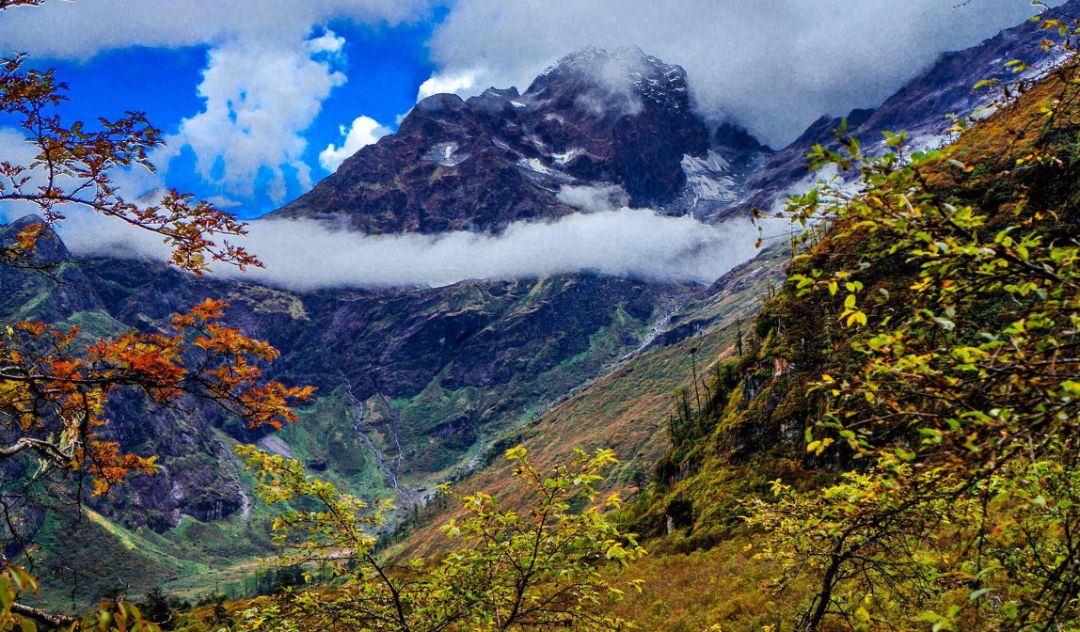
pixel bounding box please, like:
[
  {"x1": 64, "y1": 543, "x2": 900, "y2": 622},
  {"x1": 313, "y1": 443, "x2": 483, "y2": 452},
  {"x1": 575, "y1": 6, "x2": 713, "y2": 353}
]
[
  {"x1": 8, "y1": 213, "x2": 47, "y2": 230},
  {"x1": 524, "y1": 46, "x2": 691, "y2": 118},
  {"x1": 0, "y1": 215, "x2": 103, "y2": 323},
  {"x1": 527, "y1": 45, "x2": 690, "y2": 109},
  {"x1": 274, "y1": 46, "x2": 733, "y2": 232},
  {"x1": 712, "y1": 122, "x2": 771, "y2": 157},
  {"x1": 2, "y1": 214, "x2": 68, "y2": 263}
]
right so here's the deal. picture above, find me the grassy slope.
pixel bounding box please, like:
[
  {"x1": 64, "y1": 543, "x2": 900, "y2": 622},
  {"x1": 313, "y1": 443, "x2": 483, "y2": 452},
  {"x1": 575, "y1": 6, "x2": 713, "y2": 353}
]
[
  {"x1": 389, "y1": 244, "x2": 787, "y2": 558},
  {"x1": 611, "y1": 539, "x2": 796, "y2": 631},
  {"x1": 645, "y1": 59, "x2": 1080, "y2": 543}
]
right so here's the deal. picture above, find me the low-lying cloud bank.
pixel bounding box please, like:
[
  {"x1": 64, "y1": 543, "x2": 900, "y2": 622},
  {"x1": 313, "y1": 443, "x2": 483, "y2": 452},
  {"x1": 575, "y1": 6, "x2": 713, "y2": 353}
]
[
  {"x1": 57, "y1": 208, "x2": 761, "y2": 291},
  {"x1": 1, "y1": 130, "x2": 766, "y2": 292}
]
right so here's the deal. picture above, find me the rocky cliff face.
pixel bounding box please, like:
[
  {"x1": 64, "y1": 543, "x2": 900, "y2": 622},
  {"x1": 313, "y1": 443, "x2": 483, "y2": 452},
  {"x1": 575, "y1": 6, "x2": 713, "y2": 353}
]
[{"x1": 0, "y1": 220, "x2": 262, "y2": 532}]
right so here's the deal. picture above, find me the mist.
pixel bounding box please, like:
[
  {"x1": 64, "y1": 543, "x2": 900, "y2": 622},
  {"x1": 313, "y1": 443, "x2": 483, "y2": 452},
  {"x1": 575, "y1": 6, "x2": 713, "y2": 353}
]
[
  {"x1": 424, "y1": 0, "x2": 1053, "y2": 147},
  {"x1": 0, "y1": 130, "x2": 762, "y2": 292},
  {"x1": 57, "y1": 205, "x2": 761, "y2": 292}
]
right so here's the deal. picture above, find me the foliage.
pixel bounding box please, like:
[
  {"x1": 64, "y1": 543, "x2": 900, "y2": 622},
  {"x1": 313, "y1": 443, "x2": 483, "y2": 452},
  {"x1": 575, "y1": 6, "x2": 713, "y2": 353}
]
[
  {"x1": 136, "y1": 588, "x2": 193, "y2": 630},
  {"x1": 0, "y1": 3, "x2": 312, "y2": 629},
  {"x1": 1, "y1": 298, "x2": 311, "y2": 495},
  {"x1": 0, "y1": 53, "x2": 256, "y2": 273},
  {"x1": 236, "y1": 445, "x2": 645, "y2": 631},
  {"x1": 746, "y1": 55, "x2": 1080, "y2": 630}
]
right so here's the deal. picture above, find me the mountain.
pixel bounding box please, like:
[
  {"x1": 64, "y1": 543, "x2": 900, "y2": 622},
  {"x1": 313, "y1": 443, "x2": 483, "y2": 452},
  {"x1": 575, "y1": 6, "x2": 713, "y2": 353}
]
[
  {"x1": 271, "y1": 46, "x2": 763, "y2": 233},
  {"x1": 0, "y1": 215, "x2": 103, "y2": 322},
  {"x1": 2, "y1": 239, "x2": 694, "y2": 605},
  {"x1": 384, "y1": 14, "x2": 1080, "y2": 630},
  {"x1": 736, "y1": 1, "x2": 1079, "y2": 216},
  {"x1": 2, "y1": 5, "x2": 1072, "y2": 608}
]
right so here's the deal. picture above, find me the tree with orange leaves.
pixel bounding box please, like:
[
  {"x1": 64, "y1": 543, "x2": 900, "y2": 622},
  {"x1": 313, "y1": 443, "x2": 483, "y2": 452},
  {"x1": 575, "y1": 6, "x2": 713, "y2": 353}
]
[{"x1": 0, "y1": 3, "x2": 312, "y2": 629}]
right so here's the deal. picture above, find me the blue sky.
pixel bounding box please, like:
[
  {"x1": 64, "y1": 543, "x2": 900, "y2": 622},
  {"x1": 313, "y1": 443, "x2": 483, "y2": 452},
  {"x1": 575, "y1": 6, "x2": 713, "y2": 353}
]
[
  {"x1": 11, "y1": 19, "x2": 439, "y2": 217},
  {"x1": 0, "y1": 0, "x2": 1048, "y2": 221}
]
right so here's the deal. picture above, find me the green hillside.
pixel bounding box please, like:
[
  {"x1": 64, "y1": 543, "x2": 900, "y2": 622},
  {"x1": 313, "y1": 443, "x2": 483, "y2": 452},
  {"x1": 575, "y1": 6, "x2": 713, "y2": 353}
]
[{"x1": 387, "y1": 58, "x2": 1080, "y2": 631}]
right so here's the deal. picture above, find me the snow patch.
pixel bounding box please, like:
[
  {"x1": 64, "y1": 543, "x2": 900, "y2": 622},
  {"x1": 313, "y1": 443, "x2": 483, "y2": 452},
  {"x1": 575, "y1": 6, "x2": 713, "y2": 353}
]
[
  {"x1": 516, "y1": 157, "x2": 572, "y2": 182},
  {"x1": 423, "y1": 142, "x2": 471, "y2": 167},
  {"x1": 525, "y1": 133, "x2": 547, "y2": 151},
  {"x1": 552, "y1": 148, "x2": 584, "y2": 166},
  {"x1": 681, "y1": 150, "x2": 731, "y2": 175},
  {"x1": 681, "y1": 151, "x2": 738, "y2": 205}
]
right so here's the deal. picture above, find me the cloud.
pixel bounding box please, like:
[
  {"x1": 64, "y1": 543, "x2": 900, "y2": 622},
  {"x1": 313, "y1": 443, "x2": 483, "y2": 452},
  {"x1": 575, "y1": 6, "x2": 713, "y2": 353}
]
[
  {"x1": 319, "y1": 115, "x2": 392, "y2": 172},
  {"x1": 0, "y1": 2, "x2": 435, "y2": 204},
  {"x1": 422, "y1": 0, "x2": 1051, "y2": 147},
  {"x1": 0, "y1": 146, "x2": 758, "y2": 290},
  {"x1": 0, "y1": 128, "x2": 44, "y2": 222},
  {"x1": 0, "y1": 126, "x2": 168, "y2": 222},
  {"x1": 417, "y1": 69, "x2": 480, "y2": 101},
  {"x1": 3, "y1": 123, "x2": 760, "y2": 292},
  {"x1": 0, "y1": 127, "x2": 37, "y2": 174},
  {"x1": 555, "y1": 184, "x2": 629, "y2": 212},
  {"x1": 306, "y1": 30, "x2": 347, "y2": 56},
  {"x1": 206, "y1": 195, "x2": 243, "y2": 210},
  {"x1": 56, "y1": 202, "x2": 762, "y2": 291},
  {"x1": 156, "y1": 33, "x2": 347, "y2": 202},
  {"x1": 0, "y1": 1, "x2": 433, "y2": 59}
]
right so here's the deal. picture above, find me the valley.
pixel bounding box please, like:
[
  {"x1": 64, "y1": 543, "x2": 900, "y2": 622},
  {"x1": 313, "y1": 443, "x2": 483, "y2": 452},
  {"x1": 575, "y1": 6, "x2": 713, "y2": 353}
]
[{"x1": 0, "y1": 2, "x2": 1077, "y2": 629}]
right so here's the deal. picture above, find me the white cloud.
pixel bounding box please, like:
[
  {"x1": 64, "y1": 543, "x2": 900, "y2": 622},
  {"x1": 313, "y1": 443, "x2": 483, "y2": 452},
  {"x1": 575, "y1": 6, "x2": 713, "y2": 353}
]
[
  {"x1": 0, "y1": 128, "x2": 44, "y2": 223},
  {"x1": 0, "y1": 127, "x2": 37, "y2": 174},
  {"x1": 556, "y1": 184, "x2": 629, "y2": 213},
  {"x1": 0, "y1": 2, "x2": 435, "y2": 204},
  {"x1": 0, "y1": 1, "x2": 433, "y2": 59},
  {"x1": 306, "y1": 30, "x2": 346, "y2": 56},
  {"x1": 57, "y1": 203, "x2": 761, "y2": 291},
  {"x1": 7, "y1": 140, "x2": 756, "y2": 290},
  {"x1": 157, "y1": 33, "x2": 347, "y2": 202},
  {"x1": 417, "y1": 69, "x2": 480, "y2": 101},
  {"x1": 423, "y1": 0, "x2": 1053, "y2": 147},
  {"x1": 319, "y1": 115, "x2": 391, "y2": 172},
  {"x1": 0, "y1": 126, "x2": 168, "y2": 223},
  {"x1": 206, "y1": 195, "x2": 243, "y2": 209}
]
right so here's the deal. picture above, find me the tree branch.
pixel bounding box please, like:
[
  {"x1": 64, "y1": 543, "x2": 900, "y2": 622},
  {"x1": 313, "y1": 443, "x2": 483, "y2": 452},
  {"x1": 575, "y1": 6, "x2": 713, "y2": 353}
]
[
  {"x1": 11, "y1": 601, "x2": 78, "y2": 627},
  {"x1": 0, "y1": 436, "x2": 70, "y2": 464}
]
